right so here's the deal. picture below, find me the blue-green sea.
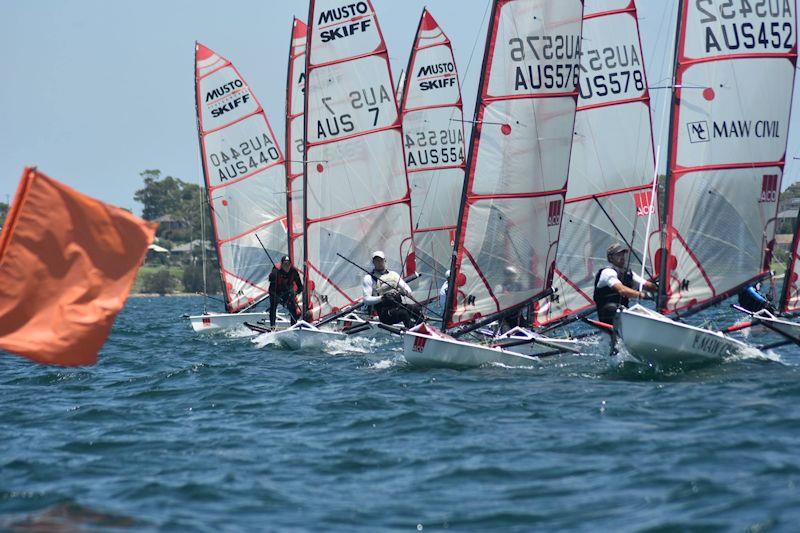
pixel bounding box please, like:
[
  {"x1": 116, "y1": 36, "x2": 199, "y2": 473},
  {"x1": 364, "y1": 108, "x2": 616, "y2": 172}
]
[{"x1": 1, "y1": 296, "x2": 799, "y2": 531}]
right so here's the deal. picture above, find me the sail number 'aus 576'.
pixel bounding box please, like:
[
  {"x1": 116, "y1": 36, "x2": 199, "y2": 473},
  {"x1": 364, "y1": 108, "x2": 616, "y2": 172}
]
[{"x1": 508, "y1": 34, "x2": 581, "y2": 91}]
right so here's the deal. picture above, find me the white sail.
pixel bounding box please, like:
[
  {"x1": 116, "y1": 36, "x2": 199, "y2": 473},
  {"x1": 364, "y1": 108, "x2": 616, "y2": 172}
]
[
  {"x1": 658, "y1": 0, "x2": 796, "y2": 314},
  {"x1": 195, "y1": 43, "x2": 287, "y2": 313},
  {"x1": 304, "y1": 0, "x2": 414, "y2": 320},
  {"x1": 534, "y1": 0, "x2": 655, "y2": 326},
  {"x1": 286, "y1": 19, "x2": 308, "y2": 272},
  {"x1": 445, "y1": 0, "x2": 584, "y2": 329},
  {"x1": 400, "y1": 9, "x2": 466, "y2": 305}
]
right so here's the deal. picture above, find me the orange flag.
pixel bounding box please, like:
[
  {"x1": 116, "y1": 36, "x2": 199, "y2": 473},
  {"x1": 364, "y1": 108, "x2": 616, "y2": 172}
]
[{"x1": 0, "y1": 167, "x2": 156, "y2": 366}]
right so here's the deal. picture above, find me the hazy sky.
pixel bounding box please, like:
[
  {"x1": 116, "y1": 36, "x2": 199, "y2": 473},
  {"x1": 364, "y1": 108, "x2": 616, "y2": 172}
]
[{"x1": 1, "y1": 0, "x2": 798, "y2": 212}]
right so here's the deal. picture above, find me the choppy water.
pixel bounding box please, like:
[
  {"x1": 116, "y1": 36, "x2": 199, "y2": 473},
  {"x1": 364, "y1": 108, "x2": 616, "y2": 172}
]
[{"x1": 2, "y1": 296, "x2": 800, "y2": 531}]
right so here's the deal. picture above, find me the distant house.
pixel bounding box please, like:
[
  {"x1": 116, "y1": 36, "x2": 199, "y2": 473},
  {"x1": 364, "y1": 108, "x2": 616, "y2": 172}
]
[
  {"x1": 153, "y1": 214, "x2": 188, "y2": 231},
  {"x1": 171, "y1": 240, "x2": 214, "y2": 254}
]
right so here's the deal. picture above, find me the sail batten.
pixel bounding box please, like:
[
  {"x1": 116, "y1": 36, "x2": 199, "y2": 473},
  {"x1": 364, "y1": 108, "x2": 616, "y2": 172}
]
[
  {"x1": 658, "y1": 0, "x2": 797, "y2": 315},
  {"x1": 195, "y1": 43, "x2": 288, "y2": 313},
  {"x1": 444, "y1": 0, "x2": 585, "y2": 330},
  {"x1": 303, "y1": 0, "x2": 414, "y2": 321},
  {"x1": 533, "y1": 0, "x2": 656, "y2": 327}
]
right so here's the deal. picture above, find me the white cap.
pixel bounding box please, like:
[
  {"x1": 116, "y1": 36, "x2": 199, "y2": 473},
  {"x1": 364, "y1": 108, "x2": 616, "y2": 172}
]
[
  {"x1": 372, "y1": 250, "x2": 386, "y2": 260},
  {"x1": 445, "y1": 270, "x2": 451, "y2": 277}
]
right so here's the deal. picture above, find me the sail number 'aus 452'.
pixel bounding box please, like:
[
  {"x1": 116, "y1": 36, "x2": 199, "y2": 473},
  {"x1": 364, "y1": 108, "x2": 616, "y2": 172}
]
[{"x1": 693, "y1": 0, "x2": 794, "y2": 54}]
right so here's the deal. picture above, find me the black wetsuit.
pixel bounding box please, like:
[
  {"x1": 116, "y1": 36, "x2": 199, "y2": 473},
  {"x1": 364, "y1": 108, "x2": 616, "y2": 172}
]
[{"x1": 268, "y1": 267, "x2": 302, "y2": 327}]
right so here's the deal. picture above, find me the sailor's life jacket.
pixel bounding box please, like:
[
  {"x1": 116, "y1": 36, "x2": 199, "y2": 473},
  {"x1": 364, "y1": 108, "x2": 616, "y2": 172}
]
[
  {"x1": 374, "y1": 270, "x2": 402, "y2": 296},
  {"x1": 593, "y1": 267, "x2": 634, "y2": 310},
  {"x1": 738, "y1": 284, "x2": 768, "y2": 313},
  {"x1": 269, "y1": 267, "x2": 302, "y2": 297}
]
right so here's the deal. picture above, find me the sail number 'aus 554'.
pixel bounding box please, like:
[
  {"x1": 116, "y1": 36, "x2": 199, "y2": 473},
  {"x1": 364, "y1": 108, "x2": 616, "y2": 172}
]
[{"x1": 404, "y1": 128, "x2": 465, "y2": 169}]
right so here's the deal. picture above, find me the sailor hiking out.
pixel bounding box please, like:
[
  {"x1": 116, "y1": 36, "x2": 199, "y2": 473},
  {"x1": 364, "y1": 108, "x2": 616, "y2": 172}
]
[
  {"x1": 737, "y1": 282, "x2": 775, "y2": 313},
  {"x1": 267, "y1": 256, "x2": 302, "y2": 328},
  {"x1": 362, "y1": 251, "x2": 423, "y2": 328},
  {"x1": 593, "y1": 243, "x2": 657, "y2": 325}
]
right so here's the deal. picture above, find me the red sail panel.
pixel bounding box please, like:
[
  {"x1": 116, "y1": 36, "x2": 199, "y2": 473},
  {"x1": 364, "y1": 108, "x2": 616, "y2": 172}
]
[
  {"x1": 400, "y1": 8, "x2": 466, "y2": 304},
  {"x1": 195, "y1": 43, "x2": 288, "y2": 313},
  {"x1": 780, "y1": 211, "x2": 800, "y2": 313},
  {"x1": 659, "y1": 1, "x2": 797, "y2": 314},
  {"x1": 304, "y1": 0, "x2": 415, "y2": 321},
  {"x1": 534, "y1": 0, "x2": 656, "y2": 326},
  {"x1": 445, "y1": 0, "x2": 584, "y2": 329},
  {"x1": 286, "y1": 19, "x2": 308, "y2": 271}
]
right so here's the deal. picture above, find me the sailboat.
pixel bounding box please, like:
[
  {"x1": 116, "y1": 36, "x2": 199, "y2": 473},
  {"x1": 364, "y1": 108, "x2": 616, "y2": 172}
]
[
  {"x1": 618, "y1": 1, "x2": 797, "y2": 365},
  {"x1": 398, "y1": 8, "x2": 465, "y2": 308},
  {"x1": 256, "y1": 0, "x2": 416, "y2": 350},
  {"x1": 189, "y1": 43, "x2": 291, "y2": 332},
  {"x1": 726, "y1": 209, "x2": 800, "y2": 346},
  {"x1": 533, "y1": 0, "x2": 657, "y2": 330},
  {"x1": 403, "y1": 0, "x2": 586, "y2": 368}
]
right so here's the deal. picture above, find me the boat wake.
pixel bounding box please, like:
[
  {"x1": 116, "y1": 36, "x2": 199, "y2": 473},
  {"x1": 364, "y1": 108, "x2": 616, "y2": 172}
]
[{"x1": 325, "y1": 335, "x2": 395, "y2": 356}]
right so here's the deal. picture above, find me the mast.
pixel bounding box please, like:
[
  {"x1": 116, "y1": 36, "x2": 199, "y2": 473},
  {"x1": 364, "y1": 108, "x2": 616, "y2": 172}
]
[
  {"x1": 193, "y1": 42, "x2": 212, "y2": 313},
  {"x1": 194, "y1": 43, "x2": 289, "y2": 313},
  {"x1": 442, "y1": 0, "x2": 498, "y2": 330},
  {"x1": 400, "y1": 8, "x2": 466, "y2": 305},
  {"x1": 303, "y1": 0, "x2": 415, "y2": 322},
  {"x1": 657, "y1": 0, "x2": 797, "y2": 316},
  {"x1": 285, "y1": 18, "x2": 308, "y2": 290},
  {"x1": 533, "y1": 0, "x2": 657, "y2": 327},
  {"x1": 655, "y1": 0, "x2": 685, "y2": 312},
  {"x1": 443, "y1": 0, "x2": 585, "y2": 332}
]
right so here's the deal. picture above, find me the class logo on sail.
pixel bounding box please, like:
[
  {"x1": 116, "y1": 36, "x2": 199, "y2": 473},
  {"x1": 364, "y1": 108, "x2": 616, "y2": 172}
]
[
  {"x1": 205, "y1": 79, "x2": 252, "y2": 118},
  {"x1": 318, "y1": 1, "x2": 373, "y2": 42}
]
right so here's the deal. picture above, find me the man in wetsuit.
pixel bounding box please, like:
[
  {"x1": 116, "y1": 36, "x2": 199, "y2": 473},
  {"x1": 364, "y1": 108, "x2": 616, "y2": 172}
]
[
  {"x1": 738, "y1": 282, "x2": 775, "y2": 313},
  {"x1": 593, "y1": 243, "x2": 657, "y2": 325},
  {"x1": 267, "y1": 256, "x2": 302, "y2": 328},
  {"x1": 362, "y1": 251, "x2": 423, "y2": 328}
]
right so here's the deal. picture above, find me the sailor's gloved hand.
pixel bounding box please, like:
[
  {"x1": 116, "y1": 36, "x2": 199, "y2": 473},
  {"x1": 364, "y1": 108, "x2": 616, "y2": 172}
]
[
  {"x1": 640, "y1": 291, "x2": 655, "y2": 301},
  {"x1": 382, "y1": 290, "x2": 402, "y2": 303}
]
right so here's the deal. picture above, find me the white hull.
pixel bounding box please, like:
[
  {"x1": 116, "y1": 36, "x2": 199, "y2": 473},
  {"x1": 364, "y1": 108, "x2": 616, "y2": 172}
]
[
  {"x1": 618, "y1": 304, "x2": 750, "y2": 366},
  {"x1": 189, "y1": 311, "x2": 289, "y2": 333},
  {"x1": 403, "y1": 324, "x2": 538, "y2": 369},
  {"x1": 751, "y1": 310, "x2": 800, "y2": 341},
  {"x1": 333, "y1": 313, "x2": 391, "y2": 340},
  {"x1": 257, "y1": 320, "x2": 345, "y2": 350},
  {"x1": 492, "y1": 327, "x2": 583, "y2": 357}
]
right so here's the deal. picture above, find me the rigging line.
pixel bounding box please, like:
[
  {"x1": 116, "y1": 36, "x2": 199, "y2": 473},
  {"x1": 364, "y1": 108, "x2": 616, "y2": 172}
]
[
  {"x1": 592, "y1": 195, "x2": 653, "y2": 279},
  {"x1": 459, "y1": 0, "x2": 492, "y2": 92}
]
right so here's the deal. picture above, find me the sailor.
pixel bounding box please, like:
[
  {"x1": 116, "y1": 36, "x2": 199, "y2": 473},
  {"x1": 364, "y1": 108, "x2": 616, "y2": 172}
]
[
  {"x1": 267, "y1": 256, "x2": 302, "y2": 328},
  {"x1": 593, "y1": 243, "x2": 657, "y2": 325},
  {"x1": 737, "y1": 282, "x2": 775, "y2": 313},
  {"x1": 495, "y1": 265, "x2": 525, "y2": 332},
  {"x1": 438, "y1": 270, "x2": 450, "y2": 312},
  {"x1": 362, "y1": 251, "x2": 422, "y2": 328}
]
